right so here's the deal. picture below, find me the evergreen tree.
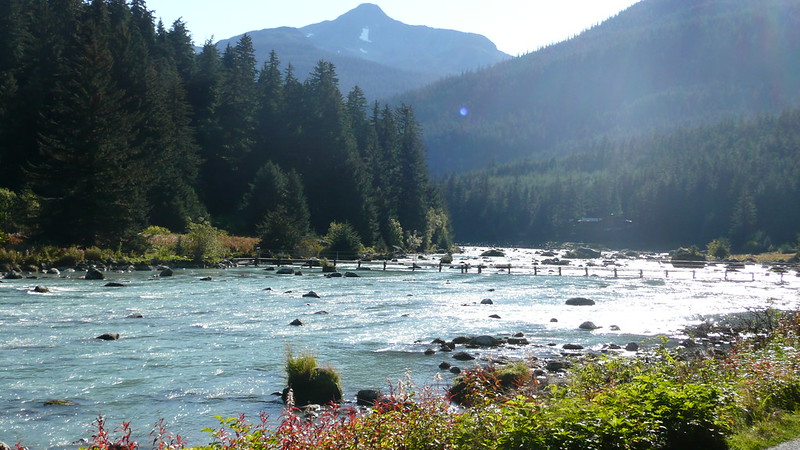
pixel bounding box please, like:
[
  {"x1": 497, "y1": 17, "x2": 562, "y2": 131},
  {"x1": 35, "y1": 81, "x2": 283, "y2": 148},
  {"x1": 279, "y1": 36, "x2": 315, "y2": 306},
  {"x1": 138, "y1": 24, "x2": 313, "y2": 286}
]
[
  {"x1": 245, "y1": 162, "x2": 310, "y2": 254},
  {"x1": 250, "y1": 50, "x2": 284, "y2": 172},
  {"x1": 395, "y1": 104, "x2": 430, "y2": 237},
  {"x1": 204, "y1": 34, "x2": 258, "y2": 222},
  {"x1": 301, "y1": 61, "x2": 378, "y2": 245},
  {"x1": 31, "y1": 0, "x2": 147, "y2": 246}
]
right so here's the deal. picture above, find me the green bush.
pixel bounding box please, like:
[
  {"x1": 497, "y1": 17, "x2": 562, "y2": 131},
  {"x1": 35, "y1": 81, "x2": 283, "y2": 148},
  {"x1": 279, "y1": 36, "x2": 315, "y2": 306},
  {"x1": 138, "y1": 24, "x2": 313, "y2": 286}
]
[
  {"x1": 284, "y1": 351, "x2": 342, "y2": 407},
  {"x1": 184, "y1": 219, "x2": 226, "y2": 263},
  {"x1": 52, "y1": 247, "x2": 85, "y2": 267},
  {"x1": 321, "y1": 222, "x2": 363, "y2": 259}
]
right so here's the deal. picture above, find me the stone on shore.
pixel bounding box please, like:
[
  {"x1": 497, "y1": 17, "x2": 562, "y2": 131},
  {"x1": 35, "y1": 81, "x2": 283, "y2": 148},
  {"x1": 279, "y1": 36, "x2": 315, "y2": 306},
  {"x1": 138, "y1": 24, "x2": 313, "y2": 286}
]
[{"x1": 356, "y1": 389, "x2": 382, "y2": 406}]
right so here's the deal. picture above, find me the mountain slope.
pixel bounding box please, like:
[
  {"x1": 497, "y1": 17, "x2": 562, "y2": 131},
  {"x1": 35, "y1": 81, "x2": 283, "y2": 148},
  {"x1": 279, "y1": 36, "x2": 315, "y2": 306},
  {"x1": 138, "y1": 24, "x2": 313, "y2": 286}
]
[
  {"x1": 302, "y1": 3, "x2": 506, "y2": 76},
  {"x1": 399, "y1": 0, "x2": 800, "y2": 174},
  {"x1": 214, "y1": 3, "x2": 509, "y2": 99}
]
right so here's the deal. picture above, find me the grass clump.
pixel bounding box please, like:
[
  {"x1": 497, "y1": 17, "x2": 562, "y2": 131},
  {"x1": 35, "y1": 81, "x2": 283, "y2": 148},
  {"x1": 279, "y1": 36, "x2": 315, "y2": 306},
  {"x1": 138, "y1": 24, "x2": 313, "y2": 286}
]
[{"x1": 284, "y1": 351, "x2": 342, "y2": 407}]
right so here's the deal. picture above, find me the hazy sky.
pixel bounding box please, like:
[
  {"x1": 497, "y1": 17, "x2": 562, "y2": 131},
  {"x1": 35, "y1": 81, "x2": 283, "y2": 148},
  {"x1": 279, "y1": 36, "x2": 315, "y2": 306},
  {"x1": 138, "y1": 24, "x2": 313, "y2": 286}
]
[{"x1": 142, "y1": 0, "x2": 643, "y2": 56}]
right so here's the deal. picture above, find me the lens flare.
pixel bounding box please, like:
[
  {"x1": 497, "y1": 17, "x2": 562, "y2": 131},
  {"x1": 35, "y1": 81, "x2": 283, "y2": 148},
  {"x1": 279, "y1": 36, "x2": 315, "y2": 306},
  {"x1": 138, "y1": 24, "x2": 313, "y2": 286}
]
[{"x1": 459, "y1": 107, "x2": 469, "y2": 116}]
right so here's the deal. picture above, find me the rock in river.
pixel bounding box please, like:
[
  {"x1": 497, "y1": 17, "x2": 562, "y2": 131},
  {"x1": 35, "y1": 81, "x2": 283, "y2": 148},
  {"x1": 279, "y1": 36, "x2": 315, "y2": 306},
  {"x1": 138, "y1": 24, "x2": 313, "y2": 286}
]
[
  {"x1": 96, "y1": 333, "x2": 120, "y2": 341},
  {"x1": 579, "y1": 321, "x2": 601, "y2": 330},
  {"x1": 565, "y1": 297, "x2": 595, "y2": 306},
  {"x1": 85, "y1": 268, "x2": 104, "y2": 280},
  {"x1": 453, "y1": 351, "x2": 475, "y2": 361}
]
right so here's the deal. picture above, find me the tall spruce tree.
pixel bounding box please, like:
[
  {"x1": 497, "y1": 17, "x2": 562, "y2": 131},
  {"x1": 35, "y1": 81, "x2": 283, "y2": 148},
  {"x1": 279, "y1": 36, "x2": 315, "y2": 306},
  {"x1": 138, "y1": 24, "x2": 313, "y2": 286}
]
[
  {"x1": 31, "y1": 0, "x2": 147, "y2": 246},
  {"x1": 204, "y1": 35, "x2": 258, "y2": 223},
  {"x1": 395, "y1": 104, "x2": 430, "y2": 239},
  {"x1": 301, "y1": 61, "x2": 378, "y2": 245}
]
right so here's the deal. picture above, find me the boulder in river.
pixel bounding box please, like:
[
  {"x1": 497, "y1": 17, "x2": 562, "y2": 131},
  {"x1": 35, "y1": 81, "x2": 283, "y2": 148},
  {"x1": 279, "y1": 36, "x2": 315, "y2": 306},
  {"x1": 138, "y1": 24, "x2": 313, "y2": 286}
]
[
  {"x1": 565, "y1": 297, "x2": 595, "y2": 306},
  {"x1": 579, "y1": 321, "x2": 601, "y2": 330},
  {"x1": 159, "y1": 267, "x2": 174, "y2": 277},
  {"x1": 276, "y1": 268, "x2": 295, "y2": 275},
  {"x1": 104, "y1": 282, "x2": 125, "y2": 287},
  {"x1": 453, "y1": 351, "x2": 475, "y2": 361},
  {"x1": 289, "y1": 319, "x2": 304, "y2": 326},
  {"x1": 471, "y1": 335, "x2": 500, "y2": 347},
  {"x1": 85, "y1": 268, "x2": 104, "y2": 280},
  {"x1": 344, "y1": 272, "x2": 360, "y2": 278},
  {"x1": 303, "y1": 291, "x2": 320, "y2": 298},
  {"x1": 562, "y1": 343, "x2": 584, "y2": 350},
  {"x1": 625, "y1": 342, "x2": 640, "y2": 352},
  {"x1": 96, "y1": 333, "x2": 120, "y2": 341},
  {"x1": 33, "y1": 285, "x2": 49, "y2": 293},
  {"x1": 480, "y1": 298, "x2": 494, "y2": 305}
]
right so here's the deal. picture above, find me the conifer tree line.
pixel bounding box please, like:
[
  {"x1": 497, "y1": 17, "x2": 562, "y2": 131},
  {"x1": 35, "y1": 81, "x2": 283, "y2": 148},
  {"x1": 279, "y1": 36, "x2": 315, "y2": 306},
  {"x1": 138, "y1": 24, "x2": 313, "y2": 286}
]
[
  {"x1": 441, "y1": 109, "x2": 800, "y2": 252},
  {"x1": 0, "y1": 0, "x2": 452, "y2": 255}
]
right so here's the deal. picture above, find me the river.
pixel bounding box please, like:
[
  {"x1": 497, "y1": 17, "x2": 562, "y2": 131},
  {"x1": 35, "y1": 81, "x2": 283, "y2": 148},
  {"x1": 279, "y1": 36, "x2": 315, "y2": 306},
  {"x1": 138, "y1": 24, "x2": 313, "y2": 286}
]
[{"x1": 1, "y1": 247, "x2": 798, "y2": 448}]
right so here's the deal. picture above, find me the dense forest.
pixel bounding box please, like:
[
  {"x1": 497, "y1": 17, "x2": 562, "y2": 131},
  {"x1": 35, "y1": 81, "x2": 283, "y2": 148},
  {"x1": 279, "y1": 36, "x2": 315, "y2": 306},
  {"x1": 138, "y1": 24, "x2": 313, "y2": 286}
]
[
  {"x1": 401, "y1": 0, "x2": 800, "y2": 174},
  {"x1": 440, "y1": 108, "x2": 800, "y2": 251},
  {"x1": 0, "y1": 0, "x2": 452, "y2": 256}
]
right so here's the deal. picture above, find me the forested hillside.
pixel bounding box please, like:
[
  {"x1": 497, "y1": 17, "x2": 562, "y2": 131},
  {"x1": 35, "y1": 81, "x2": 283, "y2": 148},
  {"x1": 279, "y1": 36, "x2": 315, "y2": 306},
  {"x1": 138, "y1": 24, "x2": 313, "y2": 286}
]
[
  {"x1": 441, "y1": 109, "x2": 800, "y2": 251},
  {"x1": 402, "y1": 0, "x2": 800, "y2": 174},
  {"x1": 0, "y1": 0, "x2": 451, "y2": 255}
]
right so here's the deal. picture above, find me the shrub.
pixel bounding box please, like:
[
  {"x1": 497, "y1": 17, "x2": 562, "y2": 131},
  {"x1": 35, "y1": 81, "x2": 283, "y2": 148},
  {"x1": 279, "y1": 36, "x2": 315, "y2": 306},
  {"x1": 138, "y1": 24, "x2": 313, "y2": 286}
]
[
  {"x1": 284, "y1": 352, "x2": 342, "y2": 407},
  {"x1": 84, "y1": 246, "x2": 104, "y2": 262},
  {"x1": 184, "y1": 219, "x2": 226, "y2": 263},
  {"x1": 321, "y1": 222, "x2": 363, "y2": 260},
  {"x1": 707, "y1": 238, "x2": 732, "y2": 259},
  {"x1": 52, "y1": 247, "x2": 85, "y2": 267}
]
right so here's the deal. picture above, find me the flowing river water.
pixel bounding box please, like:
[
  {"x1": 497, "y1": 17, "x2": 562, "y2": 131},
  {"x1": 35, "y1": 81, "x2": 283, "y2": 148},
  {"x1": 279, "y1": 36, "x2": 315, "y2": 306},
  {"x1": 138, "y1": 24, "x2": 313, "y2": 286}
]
[{"x1": 1, "y1": 247, "x2": 798, "y2": 448}]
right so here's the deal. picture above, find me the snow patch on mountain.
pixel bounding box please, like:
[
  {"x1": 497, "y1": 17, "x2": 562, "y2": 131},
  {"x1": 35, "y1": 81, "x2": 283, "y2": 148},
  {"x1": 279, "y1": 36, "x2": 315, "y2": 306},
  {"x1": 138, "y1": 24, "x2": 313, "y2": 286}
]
[{"x1": 359, "y1": 27, "x2": 372, "y2": 43}]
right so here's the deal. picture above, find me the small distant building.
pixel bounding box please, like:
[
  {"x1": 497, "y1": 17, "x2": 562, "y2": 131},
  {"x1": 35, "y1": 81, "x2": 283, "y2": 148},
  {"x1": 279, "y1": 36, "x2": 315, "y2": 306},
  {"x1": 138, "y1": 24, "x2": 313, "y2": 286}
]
[{"x1": 572, "y1": 214, "x2": 635, "y2": 241}]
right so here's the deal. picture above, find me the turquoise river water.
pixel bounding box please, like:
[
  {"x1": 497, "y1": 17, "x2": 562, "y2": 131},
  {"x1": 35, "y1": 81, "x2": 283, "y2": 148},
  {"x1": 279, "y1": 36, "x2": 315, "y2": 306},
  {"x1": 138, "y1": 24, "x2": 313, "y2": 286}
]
[{"x1": 1, "y1": 247, "x2": 798, "y2": 448}]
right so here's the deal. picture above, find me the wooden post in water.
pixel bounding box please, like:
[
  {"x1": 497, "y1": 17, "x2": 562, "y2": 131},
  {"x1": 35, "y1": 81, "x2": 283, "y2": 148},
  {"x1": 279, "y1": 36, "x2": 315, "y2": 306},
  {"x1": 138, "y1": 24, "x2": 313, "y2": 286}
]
[
  {"x1": 558, "y1": 267, "x2": 562, "y2": 276},
  {"x1": 751, "y1": 273, "x2": 755, "y2": 282},
  {"x1": 693, "y1": 270, "x2": 696, "y2": 280},
  {"x1": 614, "y1": 268, "x2": 618, "y2": 278},
  {"x1": 584, "y1": 267, "x2": 588, "y2": 276},
  {"x1": 665, "y1": 270, "x2": 669, "y2": 278},
  {"x1": 534, "y1": 266, "x2": 538, "y2": 276},
  {"x1": 357, "y1": 260, "x2": 361, "y2": 269},
  {"x1": 438, "y1": 262, "x2": 442, "y2": 272},
  {"x1": 478, "y1": 265, "x2": 482, "y2": 274},
  {"x1": 507, "y1": 265, "x2": 511, "y2": 275},
  {"x1": 724, "y1": 270, "x2": 728, "y2": 281}
]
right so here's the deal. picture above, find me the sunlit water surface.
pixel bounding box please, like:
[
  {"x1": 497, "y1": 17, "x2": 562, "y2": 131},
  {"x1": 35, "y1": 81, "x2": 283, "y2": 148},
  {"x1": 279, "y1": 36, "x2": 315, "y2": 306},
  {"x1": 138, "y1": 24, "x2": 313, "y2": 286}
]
[{"x1": 1, "y1": 247, "x2": 798, "y2": 448}]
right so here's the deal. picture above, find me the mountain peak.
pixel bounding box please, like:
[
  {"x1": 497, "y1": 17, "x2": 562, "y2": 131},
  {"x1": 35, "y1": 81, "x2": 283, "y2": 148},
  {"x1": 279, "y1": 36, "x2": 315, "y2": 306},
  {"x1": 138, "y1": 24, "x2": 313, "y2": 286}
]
[
  {"x1": 330, "y1": 3, "x2": 393, "y2": 27},
  {"x1": 345, "y1": 3, "x2": 388, "y2": 18}
]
